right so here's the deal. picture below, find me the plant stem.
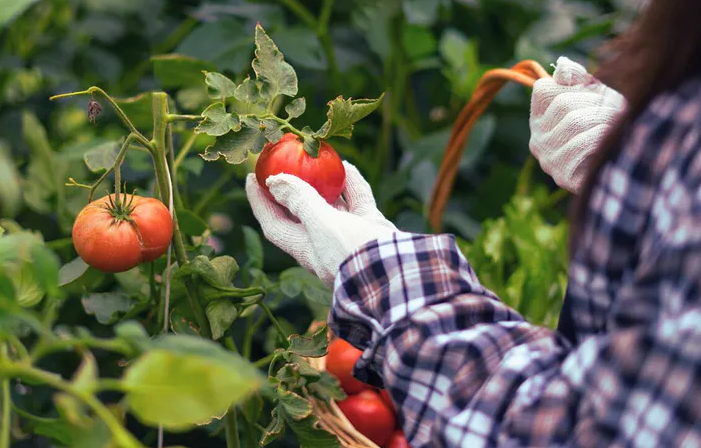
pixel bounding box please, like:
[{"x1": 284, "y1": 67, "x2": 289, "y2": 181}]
[
  {"x1": 50, "y1": 87, "x2": 151, "y2": 148},
  {"x1": 88, "y1": 133, "x2": 142, "y2": 202},
  {"x1": 167, "y1": 114, "x2": 201, "y2": 123},
  {"x1": 192, "y1": 170, "x2": 235, "y2": 215},
  {"x1": 224, "y1": 408, "x2": 240, "y2": 448},
  {"x1": 243, "y1": 314, "x2": 266, "y2": 359},
  {"x1": 30, "y1": 336, "x2": 133, "y2": 363},
  {"x1": 278, "y1": 0, "x2": 316, "y2": 28},
  {"x1": 260, "y1": 302, "x2": 288, "y2": 342},
  {"x1": 166, "y1": 124, "x2": 185, "y2": 211},
  {"x1": 173, "y1": 132, "x2": 198, "y2": 176},
  {"x1": 0, "y1": 363, "x2": 144, "y2": 448},
  {"x1": 150, "y1": 92, "x2": 212, "y2": 339},
  {"x1": 253, "y1": 352, "x2": 276, "y2": 368},
  {"x1": 0, "y1": 345, "x2": 10, "y2": 448}
]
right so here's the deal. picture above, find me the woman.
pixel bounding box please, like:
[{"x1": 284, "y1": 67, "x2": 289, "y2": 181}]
[{"x1": 247, "y1": 0, "x2": 701, "y2": 446}]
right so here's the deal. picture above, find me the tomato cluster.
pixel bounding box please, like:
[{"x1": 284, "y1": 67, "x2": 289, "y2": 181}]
[{"x1": 326, "y1": 339, "x2": 410, "y2": 448}]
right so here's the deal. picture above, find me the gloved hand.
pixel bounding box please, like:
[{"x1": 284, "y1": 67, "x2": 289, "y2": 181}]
[
  {"x1": 529, "y1": 56, "x2": 627, "y2": 194},
  {"x1": 245, "y1": 161, "x2": 403, "y2": 287}
]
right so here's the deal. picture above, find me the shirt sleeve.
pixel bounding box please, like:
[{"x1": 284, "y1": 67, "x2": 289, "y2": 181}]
[{"x1": 328, "y1": 233, "x2": 701, "y2": 448}]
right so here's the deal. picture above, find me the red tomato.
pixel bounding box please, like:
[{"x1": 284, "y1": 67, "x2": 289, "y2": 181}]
[
  {"x1": 255, "y1": 133, "x2": 346, "y2": 204},
  {"x1": 326, "y1": 339, "x2": 369, "y2": 395},
  {"x1": 337, "y1": 389, "x2": 396, "y2": 447},
  {"x1": 387, "y1": 430, "x2": 411, "y2": 448},
  {"x1": 72, "y1": 194, "x2": 173, "y2": 273},
  {"x1": 379, "y1": 389, "x2": 396, "y2": 414}
]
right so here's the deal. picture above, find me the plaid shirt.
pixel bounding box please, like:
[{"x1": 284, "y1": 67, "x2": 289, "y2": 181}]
[{"x1": 329, "y1": 77, "x2": 701, "y2": 448}]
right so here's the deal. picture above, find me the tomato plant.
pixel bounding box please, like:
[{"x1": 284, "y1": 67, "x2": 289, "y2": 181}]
[
  {"x1": 337, "y1": 389, "x2": 397, "y2": 447},
  {"x1": 256, "y1": 133, "x2": 346, "y2": 204},
  {"x1": 72, "y1": 194, "x2": 174, "y2": 273}
]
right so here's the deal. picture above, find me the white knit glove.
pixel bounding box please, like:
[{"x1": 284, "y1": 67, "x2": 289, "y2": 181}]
[
  {"x1": 529, "y1": 56, "x2": 627, "y2": 193},
  {"x1": 245, "y1": 162, "x2": 402, "y2": 287}
]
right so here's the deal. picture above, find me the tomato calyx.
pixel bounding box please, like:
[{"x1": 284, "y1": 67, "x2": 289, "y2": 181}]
[{"x1": 103, "y1": 191, "x2": 137, "y2": 224}]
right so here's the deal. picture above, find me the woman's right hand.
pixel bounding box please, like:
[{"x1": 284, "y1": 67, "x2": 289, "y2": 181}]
[{"x1": 529, "y1": 56, "x2": 627, "y2": 194}]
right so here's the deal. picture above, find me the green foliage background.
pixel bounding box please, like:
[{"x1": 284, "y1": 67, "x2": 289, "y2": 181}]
[{"x1": 0, "y1": 0, "x2": 642, "y2": 447}]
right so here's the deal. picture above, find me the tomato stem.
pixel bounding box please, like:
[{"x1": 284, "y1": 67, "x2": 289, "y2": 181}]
[
  {"x1": 150, "y1": 92, "x2": 212, "y2": 340},
  {"x1": 0, "y1": 345, "x2": 10, "y2": 448}
]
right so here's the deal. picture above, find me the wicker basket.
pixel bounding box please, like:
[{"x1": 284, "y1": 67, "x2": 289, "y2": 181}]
[
  {"x1": 428, "y1": 60, "x2": 550, "y2": 232},
  {"x1": 304, "y1": 61, "x2": 551, "y2": 448}
]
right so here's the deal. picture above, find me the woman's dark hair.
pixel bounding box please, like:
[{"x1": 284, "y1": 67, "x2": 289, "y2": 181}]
[{"x1": 570, "y1": 0, "x2": 701, "y2": 252}]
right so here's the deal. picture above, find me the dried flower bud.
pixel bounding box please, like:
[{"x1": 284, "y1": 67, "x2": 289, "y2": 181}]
[{"x1": 87, "y1": 99, "x2": 102, "y2": 123}]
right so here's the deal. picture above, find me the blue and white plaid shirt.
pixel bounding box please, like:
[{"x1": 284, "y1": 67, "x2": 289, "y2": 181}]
[{"x1": 329, "y1": 77, "x2": 701, "y2": 447}]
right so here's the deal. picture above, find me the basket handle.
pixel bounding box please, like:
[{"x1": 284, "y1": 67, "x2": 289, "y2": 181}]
[{"x1": 427, "y1": 60, "x2": 551, "y2": 232}]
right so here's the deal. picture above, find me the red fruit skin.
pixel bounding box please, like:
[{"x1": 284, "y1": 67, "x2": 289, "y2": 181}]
[
  {"x1": 380, "y1": 389, "x2": 396, "y2": 414},
  {"x1": 255, "y1": 132, "x2": 346, "y2": 204},
  {"x1": 72, "y1": 194, "x2": 174, "y2": 273},
  {"x1": 326, "y1": 339, "x2": 369, "y2": 395},
  {"x1": 387, "y1": 430, "x2": 411, "y2": 448},
  {"x1": 337, "y1": 390, "x2": 396, "y2": 447}
]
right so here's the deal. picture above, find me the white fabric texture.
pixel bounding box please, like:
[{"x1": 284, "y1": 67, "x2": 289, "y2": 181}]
[
  {"x1": 246, "y1": 161, "x2": 403, "y2": 287},
  {"x1": 529, "y1": 56, "x2": 627, "y2": 194}
]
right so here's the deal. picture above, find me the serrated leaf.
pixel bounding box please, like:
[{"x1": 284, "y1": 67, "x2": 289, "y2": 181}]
[
  {"x1": 307, "y1": 371, "x2": 346, "y2": 402},
  {"x1": 290, "y1": 355, "x2": 321, "y2": 383},
  {"x1": 287, "y1": 325, "x2": 328, "y2": 357},
  {"x1": 262, "y1": 119, "x2": 284, "y2": 143},
  {"x1": 261, "y1": 407, "x2": 285, "y2": 446},
  {"x1": 282, "y1": 410, "x2": 341, "y2": 448},
  {"x1": 195, "y1": 103, "x2": 241, "y2": 137},
  {"x1": 58, "y1": 257, "x2": 89, "y2": 286},
  {"x1": 277, "y1": 389, "x2": 312, "y2": 421},
  {"x1": 206, "y1": 300, "x2": 238, "y2": 340},
  {"x1": 122, "y1": 337, "x2": 262, "y2": 430},
  {"x1": 234, "y1": 77, "x2": 262, "y2": 104},
  {"x1": 285, "y1": 98, "x2": 306, "y2": 119},
  {"x1": 204, "y1": 71, "x2": 238, "y2": 100},
  {"x1": 252, "y1": 23, "x2": 298, "y2": 101},
  {"x1": 201, "y1": 117, "x2": 266, "y2": 164},
  {"x1": 315, "y1": 94, "x2": 385, "y2": 140},
  {"x1": 279, "y1": 267, "x2": 331, "y2": 305}
]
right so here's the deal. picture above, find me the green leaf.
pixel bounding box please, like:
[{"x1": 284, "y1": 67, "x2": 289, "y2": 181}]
[
  {"x1": 34, "y1": 417, "x2": 111, "y2": 448},
  {"x1": 201, "y1": 117, "x2": 266, "y2": 164},
  {"x1": 315, "y1": 94, "x2": 385, "y2": 140},
  {"x1": 403, "y1": 0, "x2": 444, "y2": 26},
  {"x1": 241, "y1": 392, "x2": 263, "y2": 424},
  {"x1": 152, "y1": 54, "x2": 216, "y2": 89},
  {"x1": 123, "y1": 335, "x2": 262, "y2": 430},
  {"x1": 402, "y1": 24, "x2": 437, "y2": 60},
  {"x1": 234, "y1": 77, "x2": 262, "y2": 104},
  {"x1": 285, "y1": 98, "x2": 306, "y2": 120},
  {"x1": 175, "y1": 255, "x2": 238, "y2": 288},
  {"x1": 58, "y1": 257, "x2": 90, "y2": 286},
  {"x1": 12, "y1": 263, "x2": 44, "y2": 307},
  {"x1": 176, "y1": 208, "x2": 209, "y2": 236},
  {"x1": 307, "y1": 371, "x2": 346, "y2": 402},
  {"x1": 281, "y1": 409, "x2": 341, "y2": 448},
  {"x1": 29, "y1": 243, "x2": 61, "y2": 298},
  {"x1": 272, "y1": 27, "x2": 326, "y2": 70},
  {"x1": 287, "y1": 325, "x2": 328, "y2": 358},
  {"x1": 243, "y1": 226, "x2": 263, "y2": 269},
  {"x1": 0, "y1": 141, "x2": 22, "y2": 218},
  {"x1": 279, "y1": 267, "x2": 331, "y2": 305},
  {"x1": 0, "y1": 0, "x2": 38, "y2": 29},
  {"x1": 170, "y1": 306, "x2": 201, "y2": 336},
  {"x1": 277, "y1": 389, "x2": 312, "y2": 421},
  {"x1": 72, "y1": 353, "x2": 99, "y2": 394},
  {"x1": 176, "y1": 20, "x2": 254, "y2": 74},
  {"x1": 260, "y1": 407, "x2": 285, "y2": 446},
  {"x1": 204, "y1": 71, "x2": 238, "y2": 100},
  {"x1": 195, "y1": 103, "x2": 241, "y2": 137},
  {"x1": 252, "y1": 23, "x2": 298, "y2": 101},
  {"x1": 262, "y1": 119, "x2": 284, "y2": 143},
  {"x1": 81, "y1": 292, "x2": 136, "y2": 325},
  {"x1": 82, "y1": 140, "x2": 121, "y2": 173},
  {"x1": 54, "y1": 393, "x2": 90, "y2": 427},
  {"x1": 206, "y1": 300, "x2": 238, "y2": 340},
  {"x1": 115, "y1": 92, "x2": 157, "y2": 135}
]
